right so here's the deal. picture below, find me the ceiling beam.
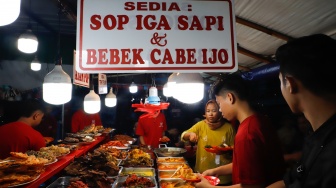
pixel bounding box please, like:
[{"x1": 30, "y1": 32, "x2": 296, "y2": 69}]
[
  {"x1": 57, "y1": 0, "x2": 77, "y2": 23},
  {"x1": 236, "y1": 16, "x2": 294, "y2": 41},
  {"x1": 22, "y1": 8, "x2": 57, "y2": 34},
  {"x1": 237, "y1": 46, "x2": 274, "y2": 64}
]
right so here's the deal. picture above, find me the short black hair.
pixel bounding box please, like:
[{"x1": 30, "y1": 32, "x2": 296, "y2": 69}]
[
  {"x1": 276, "y1": 34, "x2": 336, "y2": 96},
  {"x1": 212, "y1": 74, "x2": 251, "y2": 102},
  {"x1": 20, "y1": 99, "x2": 46, "y2": 118}
]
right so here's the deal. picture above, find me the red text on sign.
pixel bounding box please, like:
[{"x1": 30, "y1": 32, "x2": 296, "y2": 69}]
[
  {"x1": 86, "y1": 49, "x2": 145, "y2": 64},
  {"x1": 124, "y1": 2, "x2": 181, "y2": 11},
  {"x1": 90, "y1": 15, "x2": 129, "y2": 30}
]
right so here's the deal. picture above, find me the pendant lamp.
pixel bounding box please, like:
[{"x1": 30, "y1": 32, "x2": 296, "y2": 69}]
[
  {"x1": 43, "y1": 58, "x2": 72, "y2": 105},
  {"x1": 147, "y1": 86, "x2": 160, "y2": 105},
  {"x1": 163, "y1": 83, "x2": 172, "y2": 97},
  {"x1": 129, "y1": 81, "x2": 138, "y2": 93},
  {"x1": 84, "y1": 83, "x2": 101, "y2": 114},
  {"x1": 30, "y1": 55, "x2": 41, "y2": 71},
  {"x1": 17, "y1": 28, "x2": 38, "y2": 53},
  {"x1": 42, "y1": 6, "x2": 72, "y2": 105},
  {"x1": 105, "y1": 87, "x2": 117, "y2": 107},
  {"x1": 0, "y1": 0, "x2": 21, "y2": 26},
  {"x1": 167, "y1": 73, "x2": 178, "y2": 97},
  {"x1": 174, "y1": 73, "x2": 204, "y2": 104}
]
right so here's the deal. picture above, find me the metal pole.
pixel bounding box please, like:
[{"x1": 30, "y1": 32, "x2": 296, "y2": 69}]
[{"x1": 61, "y1": 104, "x2": 65, "y2": 139}]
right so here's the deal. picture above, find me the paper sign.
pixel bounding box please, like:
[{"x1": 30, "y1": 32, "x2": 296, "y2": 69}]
[
  {"x1": 98, "y1": 73, "x2": 108, "y2": 94},
  {"x1": 73, "y1": 50, "x2": 90, "y2": 87},
  {"x1": 76, "y1": 0, "x2": 237, "y2": 73}
]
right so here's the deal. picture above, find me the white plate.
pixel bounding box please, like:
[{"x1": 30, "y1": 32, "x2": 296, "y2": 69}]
[
  {"x1": 112, "y1": 146, "x2": 129, "y2": 150},
  {"x1": 56, "y1": 151, "x2": 70, "y2": 158},
  {"x1": 8, "y1": 175, "x2": 40, "y2": 187},
  {"x1": 44, "y1": 158, "x2": 58, "y2": 166}
]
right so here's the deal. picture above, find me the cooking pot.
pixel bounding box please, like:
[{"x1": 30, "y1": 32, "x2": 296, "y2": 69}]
[{"x1": 153, "y1": 144, "x2": 187, "y2": 157}]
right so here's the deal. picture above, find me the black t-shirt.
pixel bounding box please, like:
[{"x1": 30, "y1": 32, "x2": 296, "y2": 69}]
[{"x1": 284, "y1": 114, "x2": 336, "y2": 188}]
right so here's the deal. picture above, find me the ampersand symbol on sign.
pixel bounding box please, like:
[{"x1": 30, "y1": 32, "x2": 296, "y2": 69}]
[{"x1": 150, "y1": 32, "x2": 167, "y2": 47}]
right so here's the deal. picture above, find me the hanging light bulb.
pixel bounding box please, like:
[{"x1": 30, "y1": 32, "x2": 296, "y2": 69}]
[
  {"x1": 174, "y1": 73, "x2": 204, "y2": 104},
  {"x1": 167, "y1": 73, "x2": 178, "y2": 97},
  {"x1": 43, "y1": 58, "x2": 72, "y2": 105},
  {"x1": 0, "y1": 0, "x2": 21, "y2": 26},
  {"x1": 43, "y1": 4, "x2": 72, "y2": 105},
  {"x1": 17, "y1": 28, "x2": 38, "y2": 53},
  {"x1": 30, "y1": 55, "x2": 41, "y2": 71},
  {"x1": 129, "y1": 81, "x2": 138, "y2": 93},
  {"x1": 84, "y1": 86, "x2": 101, "y2": 114},
  {"x1": 163, "y1": 83, "x2": 172, "y2": 97},
  {"x1": 105, "y1": 87, "x2": 117, "y2": 107},
  {"x1": 147, "y1": 86, "x2": 160, "y2": 105}
]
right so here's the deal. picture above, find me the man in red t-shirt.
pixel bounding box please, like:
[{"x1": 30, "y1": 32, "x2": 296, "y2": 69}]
[
  {"x1": 135, "y1": 111, "x2": 169, "y2": 148},
  {"x1": 196, "y1": 75, "x2": 285, "y2": 188},
  {"x1": 0, "y1": 100, "x2": 46, "y2": 159},
  {"x1": 71, "y1": 109, "x2": 102, "y2": 133}
]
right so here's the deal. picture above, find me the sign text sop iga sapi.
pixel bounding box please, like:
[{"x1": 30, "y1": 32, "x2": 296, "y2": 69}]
[{"x1": 86, "y1": 2, "x2": 228, "y2": 65}]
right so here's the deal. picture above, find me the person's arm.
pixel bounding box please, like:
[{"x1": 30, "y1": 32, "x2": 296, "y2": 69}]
[
  {"x1": 139, "y1": 135, "x2": 146, "y2": 145},
  {"x1": 182, "y1": 132, "x2": 198, "y2": 142},
  {"x1": 202, "y1": 163, "x2": 233, "y2": 176},
  {"x1": 196, "y1": 174, "x2": 263, "y2": 188},
  {"x1": 266, "y1": 180, "x2": 285, "y2": 188}
]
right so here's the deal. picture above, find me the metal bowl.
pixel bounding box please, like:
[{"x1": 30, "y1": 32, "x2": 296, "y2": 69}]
[{"x1": 154, "y1": 147, "x2": 187, "y2": 157}]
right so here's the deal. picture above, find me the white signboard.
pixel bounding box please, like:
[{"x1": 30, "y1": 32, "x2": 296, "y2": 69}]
[
  {"x1": 73, "y1": 50, "x2": 90, "y2": 87},
  {"x1": 76, "y1": 0, "x2": 237, "y2": 73},
  {"x1": 98, "y1": 73, "x2": 108, "y2": 94}
]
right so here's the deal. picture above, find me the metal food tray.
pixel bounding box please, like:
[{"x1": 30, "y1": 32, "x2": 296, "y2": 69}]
[
  {"x1": 159, "y1": 179, "x2": 194, "y2": 188},
  {"x1": 46, "y1": 177, "x2": 73, "y2": 188},
  {"x1": 120, "y1": 157, "x2": 154, "y2": 167},
  {"x1": 47, "y1": 176, "x2": 118, "y2": 188},
  {"x1": 156, "y1": 157, "x2": 187, "y2": 164},
  {"x1": 114, "y1": 176, "x2": 157, "y2": 188},
  {"x1": 157, "y1": 162, "x2": 191, "y2": 171},
  {"x1": 119, "y1": 167, "x2": 156, "y2": 177},
  {"x1": 158, "y1": 170, "x2": 183, "y2": 179}
]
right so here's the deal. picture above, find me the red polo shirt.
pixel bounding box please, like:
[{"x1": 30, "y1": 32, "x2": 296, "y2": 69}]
[
  {"x1": 136, "y1": 113, "x2": 167, "y2": 148},
  {"x1": 71, "y1": 110, "x2": 102, "y2": 133},
  {"x1": 0, "y1": 121, "x2": 46, "y2": 159},
  {"x1": 232, "y1": 114, "x2": 285, "y2": 186}
]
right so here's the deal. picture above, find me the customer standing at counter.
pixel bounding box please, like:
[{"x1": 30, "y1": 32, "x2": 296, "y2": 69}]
[
  {"x1": 71, "y1": 108, "x2": 102, "y2": 133},
  {"x1": 181, "y1": 99, "x2": 235, "y2": 185},
  {"x1": 135, "y1": 110, "x2": 169, "y2": 148},
  {"x1": 268, "y1": 34, "x2": 336, "y2": 188},
  {"x1": 0, "y1": 99, "x2": 46, "y2": 159},
  {"x1": 196, "y1": 75, "x2": 285, "y2": 188}
]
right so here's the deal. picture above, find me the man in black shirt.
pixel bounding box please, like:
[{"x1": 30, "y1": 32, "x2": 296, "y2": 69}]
[{"x1": 268, "y1": 34, "x2": 336, "y2": 188}]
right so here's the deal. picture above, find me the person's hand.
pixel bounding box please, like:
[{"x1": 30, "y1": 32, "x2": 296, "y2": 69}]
[
  {"x1": 194, "y1": 174, "x2": 215, "y2": 188},
  {"x1": 202, "y1": 169, "x2": 217, "y2": 176},
  {"x1": 189, "y1": 132, "x2": 198, "y2": 143},
  {"x1": 160, "y1": 136, "x2": 170, "y2": 142}
]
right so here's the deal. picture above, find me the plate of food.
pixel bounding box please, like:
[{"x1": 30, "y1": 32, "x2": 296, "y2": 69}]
[
  {"x1": 180, "y1": 173, "x2": 201, "y2": 182},
  {"x1": 204, "y1": 145, "x2": 233, "y2": 154},
  {"x1": 7, "y1": 175, "x2": 40, "y2": 187},
  {"x1": 44, "y1": 158, "x2": 58, "y2": 166}
]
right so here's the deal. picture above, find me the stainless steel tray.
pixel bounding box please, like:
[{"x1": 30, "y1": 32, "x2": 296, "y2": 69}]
[
  {"x1": 159, "y1": 179, "x2": 193, "y2": 188},
  {"x1": 114, "y1": 175, "x2": 157, "y2": 188},
  {"x1": 119, "y1": 167, "x2": 155, "y2": 177},
  {"x1": 47, "y1": 176, "x2": 118, "y2": 188},
  {"x1": 156, "y1": 157, "x2": 186, "y2": 164},
  {"x1": 158, "y1": 170, "x2": 183, "y2": 179},
  {"x1": 120, "y1": 158, "x2": 154, "y2": 167},
  {"x1": 46, "y1": 177, "x2": 73, "y2": 188}
]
